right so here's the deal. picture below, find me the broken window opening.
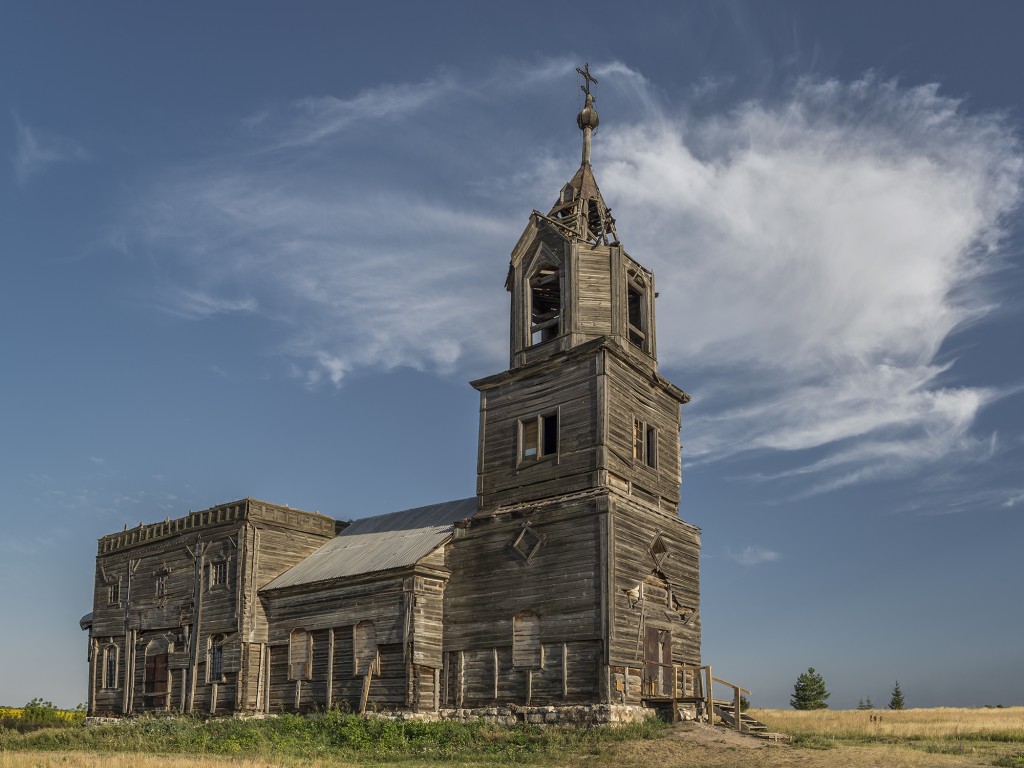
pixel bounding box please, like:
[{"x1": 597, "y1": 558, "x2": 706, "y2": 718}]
[
  {"x1": 520, "y1": 412, "x2": 558, "y2": 463},
  {"x1": 155, "y1": 574, "x2": 167, "y2": 599},
  {"x1": 633, "y1": 418, "x2": 657, "y2": 469},
  {"x1": 207, "y1": 634, "x2": 225, "y2": 683},
  {"x1": 586, "y1": 198, "x2": 606, "y2": 240},
  {"x1": 627, "y1": 281, "x2": 647, "y2": 349},
  {"x1": 512, "y1": 611, "x2": 541, "y2": 669},
  {"x1": 107, "y1": 581, "x2": 120, "y2": 605},
  {"x1": 529, "y1": 266, "x2": 561, "y2": 346}
]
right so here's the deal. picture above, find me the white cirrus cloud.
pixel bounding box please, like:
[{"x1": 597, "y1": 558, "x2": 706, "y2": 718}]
[
  {"x1": 12, "y1": 114, "x2": 90, "y2": 186},
  {"x1": 728, "y1": 545, "x2": 781, "y2": 566},
  {"x1": 598, "y1": 68, "x2": 1022, "y2": 491},
  {"x1": 123, "y1": 60, "x2": 1023, "y2": 493}
]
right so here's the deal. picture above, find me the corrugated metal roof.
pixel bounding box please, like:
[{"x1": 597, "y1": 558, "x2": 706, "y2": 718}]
[{"x1": 261, "y1": 497, "x2": 475, "y2": 591}]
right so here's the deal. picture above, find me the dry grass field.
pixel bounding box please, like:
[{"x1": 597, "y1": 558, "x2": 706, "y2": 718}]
[{"x1": 0, "y1": 707, "x2": 1021, "y2": 768}]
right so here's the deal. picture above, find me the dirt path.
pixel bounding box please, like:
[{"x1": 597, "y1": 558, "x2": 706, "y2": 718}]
[{"x1": 595, "y1": 721, "x2": 1002, "y2": 768}]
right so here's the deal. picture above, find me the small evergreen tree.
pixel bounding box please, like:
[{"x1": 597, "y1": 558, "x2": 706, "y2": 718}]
[
  {"x1": 865, "y1": 696, "x2": 874, "y2": 709},
  {"x1": 889, "y1": 681, "x2": 905, "y2": 710},
  {"x1": 857, "y1": 698, "x2": 871, "y2": 710},
  {"x1": 791, "y1": 667, "x2": 830, "y2": 710}
]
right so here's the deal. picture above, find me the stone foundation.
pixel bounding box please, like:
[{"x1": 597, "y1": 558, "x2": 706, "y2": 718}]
[{"x1": 367, "y1": 703, "x2": 656, "y2": 726}]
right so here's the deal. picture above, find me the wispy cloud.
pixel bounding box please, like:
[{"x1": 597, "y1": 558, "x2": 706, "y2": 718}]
[
  {"x1": 600, "y1": 69, "x2": 1023, "y2": 494},
  {"x1": 728, "y1": 545, "x2": 781, "y2": 566},
  {"x1": 12, "y1": 113, "x2": 89, "y2": 185},
  {"x1": 120, "y1": 60, "x2": 1023, "y2": 494}
]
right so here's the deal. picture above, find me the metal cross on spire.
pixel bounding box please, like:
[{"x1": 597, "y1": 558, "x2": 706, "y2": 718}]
[{"x1": 576, "y1": 63, "x2": 598, "y2": 99}]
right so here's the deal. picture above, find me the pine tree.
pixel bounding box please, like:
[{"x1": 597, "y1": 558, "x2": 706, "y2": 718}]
[
  {"x1": 889, "y1": 681, "x2": 905, "y2": 710},
  {"x1": 865, "y1": 696, "x2": 874, "y2": 709},
  {"x1": 791, "y1": 667, "x2": 830, "y2": 710}
]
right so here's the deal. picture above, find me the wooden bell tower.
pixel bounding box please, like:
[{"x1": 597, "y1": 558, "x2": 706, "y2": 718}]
[
  {"x1": 473, "y1": 64, "x2": 689, "y2": 517},
  {"x1": 446, "y1": 66, "x2": 701, "y2": 711}
]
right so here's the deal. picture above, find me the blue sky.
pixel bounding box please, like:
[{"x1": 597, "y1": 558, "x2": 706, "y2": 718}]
[{"x1": 2, "y1": 1, "x2": 1023, "y2": 710}]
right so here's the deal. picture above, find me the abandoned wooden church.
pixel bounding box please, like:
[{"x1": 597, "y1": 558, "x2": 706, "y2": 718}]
[{"x1": 81, "y1": 69, "x2": 708, "y2": 725}]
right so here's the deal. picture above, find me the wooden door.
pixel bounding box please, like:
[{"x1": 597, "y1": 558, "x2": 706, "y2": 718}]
[{"x1": 644, "y1": 628, "x2": 673, "y2": 696}]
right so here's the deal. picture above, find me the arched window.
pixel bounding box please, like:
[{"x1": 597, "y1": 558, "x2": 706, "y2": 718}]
[
  {"x1": 288, "y1": 628, "x2": 312, "y2": 681},
  {"x1": 512, "y1": 611, "x2": 541, "y2": 669},
  {"x1": 144, "y1": 638, "x2": 169, "y2": 704},
  {"x1": 207, "y1": 634, "x2": 225, "y2": 684},
  {"x1": 529, "y1": 265, "x2": 561, "y2": 345},
  {"x1": 101, "y1": 643, "x2": 119, "y2": 689}
]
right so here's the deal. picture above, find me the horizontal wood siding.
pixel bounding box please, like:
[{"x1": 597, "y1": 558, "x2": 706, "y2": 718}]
[
  {"x1": 609, "y1": 496, "x2": 700, "y2": 704},
  {"x1": 603, "y1": 352, "x2": 682, "y2": 507},
  {"x1": 575, "y1": 246, "x2": 612, "y2": 340},
  {"x1": 444, "y1": 502, "x2": 603, "y2": 705},
  {"x1": 478, "y1": 355, "x2": 599, "y2": 508}
]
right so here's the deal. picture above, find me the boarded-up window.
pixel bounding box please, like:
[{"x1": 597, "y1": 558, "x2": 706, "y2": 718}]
[
  {"x1": 288, "y1": 628, "x2": 313, "y2": 681},
  {"x1": 512, "y1": 611, "x2": 541, "y2": 669},
  {"x1": 207, "y1": 634, "x2": 225, "y2": 683},
  {"x1": 102, "y1": 644, "x2": 118, "y2": 689},
  {"x1": 353, "y1": 621, "x2": 378, "y2": 676}
]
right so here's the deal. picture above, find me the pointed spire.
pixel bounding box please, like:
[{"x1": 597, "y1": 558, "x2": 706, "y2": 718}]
[{"x1": 538, "y1": 64, "x2": 617, "y2": 246}]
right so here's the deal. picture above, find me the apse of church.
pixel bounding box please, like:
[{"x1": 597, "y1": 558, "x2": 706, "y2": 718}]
[{"x1": 82, "y1": 66, "x2": 702, "y2": 723}]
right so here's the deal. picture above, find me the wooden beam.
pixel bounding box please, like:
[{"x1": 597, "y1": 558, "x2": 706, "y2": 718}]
[{"x1": 326, "y1": 629, "x2": 335, "y2": 709}]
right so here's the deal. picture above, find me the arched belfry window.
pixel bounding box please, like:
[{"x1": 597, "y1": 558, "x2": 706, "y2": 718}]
[{"x1": 528, "y1": 257, "x2": 562, "y2": 346}]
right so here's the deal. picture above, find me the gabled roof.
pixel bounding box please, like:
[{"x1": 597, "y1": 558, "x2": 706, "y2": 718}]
[{"x1": 261, "y1": 497, "x2": 475, "y2": 592}]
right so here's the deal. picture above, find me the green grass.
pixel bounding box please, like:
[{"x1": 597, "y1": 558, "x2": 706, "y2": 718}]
[{"x1": 0, "y1": 711, "x2": 666, "y2": 764}]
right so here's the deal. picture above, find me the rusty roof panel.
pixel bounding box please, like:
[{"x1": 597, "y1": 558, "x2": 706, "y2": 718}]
[{"x1": 261, "y1": 497, "x2": 475, "y2": 591}]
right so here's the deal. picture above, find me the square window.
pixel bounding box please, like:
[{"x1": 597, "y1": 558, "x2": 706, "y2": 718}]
[{"x1": 520, "y1": 412, "x2": 558, "y2": 463}]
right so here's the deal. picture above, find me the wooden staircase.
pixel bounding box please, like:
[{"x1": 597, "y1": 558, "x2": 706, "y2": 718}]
[
  {"x1": 713, "y1": 699, "x2": 769, "y2": 734},
  {"x1": 649, "y1": 664, "x2": 789, "y2": 741}
]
